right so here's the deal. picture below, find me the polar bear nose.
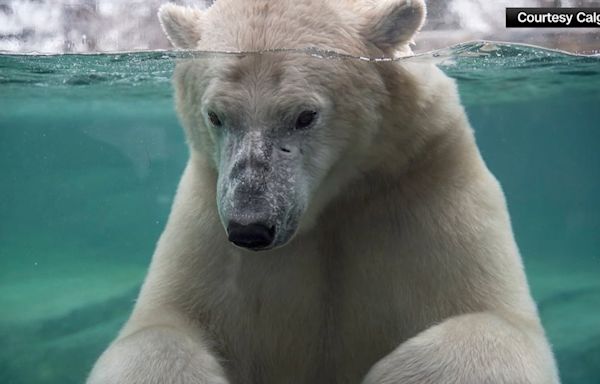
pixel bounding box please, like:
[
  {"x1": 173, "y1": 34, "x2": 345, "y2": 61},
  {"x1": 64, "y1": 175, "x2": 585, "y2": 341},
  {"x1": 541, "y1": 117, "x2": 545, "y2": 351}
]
[{"x1": 227, "y1": 221, "x2": 275, "y2": 250}]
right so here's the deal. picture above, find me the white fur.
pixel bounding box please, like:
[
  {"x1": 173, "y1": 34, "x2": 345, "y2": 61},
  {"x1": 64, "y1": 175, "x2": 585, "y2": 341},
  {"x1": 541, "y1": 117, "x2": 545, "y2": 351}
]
[
  {"x1": 157, "y1": 3, "x2": 203, "y2": 49},
  {"x1": 88, "y1": 1, "x2": 560, "y2": 383}
]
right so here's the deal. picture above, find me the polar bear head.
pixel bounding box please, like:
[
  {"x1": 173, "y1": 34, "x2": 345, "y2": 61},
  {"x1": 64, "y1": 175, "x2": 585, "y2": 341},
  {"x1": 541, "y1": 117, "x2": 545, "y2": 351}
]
[{"x1": 158, "y1": 0, "x2": 426, "y2": 251}]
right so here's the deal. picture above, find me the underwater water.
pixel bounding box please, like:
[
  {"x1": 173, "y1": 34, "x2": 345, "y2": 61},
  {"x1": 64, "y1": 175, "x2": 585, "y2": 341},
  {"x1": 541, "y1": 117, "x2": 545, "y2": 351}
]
[{"x1": 0, "y1": 42, "x2": 599, "y2": 383}]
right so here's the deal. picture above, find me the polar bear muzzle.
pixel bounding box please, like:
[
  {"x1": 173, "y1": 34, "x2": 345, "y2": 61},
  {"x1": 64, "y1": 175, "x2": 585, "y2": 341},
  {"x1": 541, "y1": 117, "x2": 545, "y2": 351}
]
[
  {"x1": 215, "y1": 127, "x2": 310, "y2": 252},
  {"x1": 226, "y1": 221, "x2": 276, "y2": 250}
]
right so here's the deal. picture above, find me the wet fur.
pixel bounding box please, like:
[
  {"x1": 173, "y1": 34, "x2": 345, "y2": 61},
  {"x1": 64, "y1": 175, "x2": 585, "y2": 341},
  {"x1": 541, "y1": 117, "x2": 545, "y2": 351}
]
[{"x1": 88, "y1": 0, "x2": 559, "y2": 383}]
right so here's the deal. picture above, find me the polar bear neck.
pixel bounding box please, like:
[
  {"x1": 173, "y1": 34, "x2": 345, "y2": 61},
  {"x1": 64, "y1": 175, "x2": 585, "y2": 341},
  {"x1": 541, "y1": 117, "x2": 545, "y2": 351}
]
[{"x1": 299, "y1": 61, "x2": 480, "y2": 231}]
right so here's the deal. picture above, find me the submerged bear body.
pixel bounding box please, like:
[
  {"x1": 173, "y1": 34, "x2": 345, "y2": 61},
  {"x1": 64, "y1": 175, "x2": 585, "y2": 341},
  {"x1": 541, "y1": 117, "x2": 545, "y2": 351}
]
[{"x1": 88, "y1": 1, "x2": 559, "y2": 383}]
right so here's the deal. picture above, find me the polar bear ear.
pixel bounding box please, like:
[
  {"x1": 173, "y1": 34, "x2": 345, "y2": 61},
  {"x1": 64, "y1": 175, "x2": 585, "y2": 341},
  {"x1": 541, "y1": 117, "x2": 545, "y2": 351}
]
[
  {"x1": 361, "y1": 0, "x2": 426, "y2": 50},
  {"x1": 158, "y1": 3, "x2": 204, "y2": 49}
]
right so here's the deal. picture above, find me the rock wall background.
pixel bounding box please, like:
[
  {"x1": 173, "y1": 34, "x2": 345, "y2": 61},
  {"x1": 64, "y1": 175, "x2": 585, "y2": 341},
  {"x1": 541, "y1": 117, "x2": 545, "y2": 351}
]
[{"x1": 0, "y1": 0, "x2": 599, "y2": 54}]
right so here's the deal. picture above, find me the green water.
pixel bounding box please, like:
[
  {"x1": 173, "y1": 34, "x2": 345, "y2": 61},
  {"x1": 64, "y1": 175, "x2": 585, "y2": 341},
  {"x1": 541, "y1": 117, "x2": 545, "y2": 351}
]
[{"x1": 0, "y1": 42, "x2": 599, "y2": 383}]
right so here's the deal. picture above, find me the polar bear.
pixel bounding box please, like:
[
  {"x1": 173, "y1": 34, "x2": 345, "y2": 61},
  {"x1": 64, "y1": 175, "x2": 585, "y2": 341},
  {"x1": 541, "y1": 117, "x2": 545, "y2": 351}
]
[{"x1": 88, "y1": 0, "x2": 560, "y2": 383}]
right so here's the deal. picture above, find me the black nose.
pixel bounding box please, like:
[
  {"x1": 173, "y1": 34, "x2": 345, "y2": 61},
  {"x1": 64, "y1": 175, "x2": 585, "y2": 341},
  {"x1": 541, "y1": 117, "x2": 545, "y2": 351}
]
[{"x1": 227, "y1": 222, "x2": 275, "y2": 250}]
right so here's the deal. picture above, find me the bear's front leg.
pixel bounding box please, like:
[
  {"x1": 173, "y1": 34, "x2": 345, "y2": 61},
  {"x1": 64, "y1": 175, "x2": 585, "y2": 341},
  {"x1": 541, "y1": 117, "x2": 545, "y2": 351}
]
[
  {"x1": 87, "y1": 325, "x2": 229, "y2": 384},
  {"x1": 362, "y1": 312, "x2": 559, "y2": 384}
]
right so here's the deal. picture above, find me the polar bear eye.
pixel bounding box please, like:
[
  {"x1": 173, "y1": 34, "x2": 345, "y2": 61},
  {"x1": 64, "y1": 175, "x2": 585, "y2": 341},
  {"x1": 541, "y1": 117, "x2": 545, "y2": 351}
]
[
  {"x1": 295, "y1": 110, "x2": 318, "y2": 130},
  {"x1": 208, "y1": 111, "x2": 222, "y2": 127}
]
